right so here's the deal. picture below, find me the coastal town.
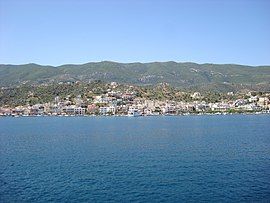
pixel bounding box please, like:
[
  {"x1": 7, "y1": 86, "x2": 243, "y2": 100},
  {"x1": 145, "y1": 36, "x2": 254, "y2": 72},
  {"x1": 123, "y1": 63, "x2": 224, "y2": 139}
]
[{"x1": 0, "y1": 81, "x2": 270, "y2": 117}]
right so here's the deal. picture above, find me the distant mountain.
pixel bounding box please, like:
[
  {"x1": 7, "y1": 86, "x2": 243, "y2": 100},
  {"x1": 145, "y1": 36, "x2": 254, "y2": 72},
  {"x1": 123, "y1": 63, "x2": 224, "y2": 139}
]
[{"x1": 0, "y1": 61, "x2": 270, "y2": 92}]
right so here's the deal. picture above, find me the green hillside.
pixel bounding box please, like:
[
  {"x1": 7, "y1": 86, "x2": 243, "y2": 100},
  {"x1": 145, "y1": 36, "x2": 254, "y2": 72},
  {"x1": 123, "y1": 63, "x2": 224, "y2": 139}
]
[{"x1": 0, "y1": 61, "x2": 270, "y2": 92}]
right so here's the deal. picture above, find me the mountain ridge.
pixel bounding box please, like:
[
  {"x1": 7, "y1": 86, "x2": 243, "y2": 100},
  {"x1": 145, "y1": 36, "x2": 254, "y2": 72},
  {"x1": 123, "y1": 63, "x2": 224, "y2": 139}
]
[
  {"x1": 1, "y1": 61, "x2": 270, "y2": 92},
  {"x1": 2, "y1": 60, "x2": 269, "y2": 67}
]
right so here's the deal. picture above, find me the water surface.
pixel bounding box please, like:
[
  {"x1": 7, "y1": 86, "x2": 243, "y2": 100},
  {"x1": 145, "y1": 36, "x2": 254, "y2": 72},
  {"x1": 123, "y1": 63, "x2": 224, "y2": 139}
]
[{"x1": 1, "y1": 115, "x2": 270, "y2": 202}]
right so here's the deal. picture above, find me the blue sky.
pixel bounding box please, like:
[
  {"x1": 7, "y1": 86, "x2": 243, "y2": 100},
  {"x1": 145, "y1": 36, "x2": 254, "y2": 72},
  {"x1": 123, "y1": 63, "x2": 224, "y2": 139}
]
[{"x1": 0, "y1": 0, "x2": 269, "y2": 66}]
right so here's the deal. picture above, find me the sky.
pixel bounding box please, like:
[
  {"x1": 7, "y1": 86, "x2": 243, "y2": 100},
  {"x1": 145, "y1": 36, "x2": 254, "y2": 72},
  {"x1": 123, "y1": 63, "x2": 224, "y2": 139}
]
[{"x1": 0, "y1": 0, "x2": 270, "y2": 66}]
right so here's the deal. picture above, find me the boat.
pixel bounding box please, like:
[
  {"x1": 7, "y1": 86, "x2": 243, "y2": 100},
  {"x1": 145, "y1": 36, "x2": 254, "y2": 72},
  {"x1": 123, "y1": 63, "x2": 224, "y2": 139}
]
[{"x1": 127, "y1": 107, "x2": 141, "y2": 117}]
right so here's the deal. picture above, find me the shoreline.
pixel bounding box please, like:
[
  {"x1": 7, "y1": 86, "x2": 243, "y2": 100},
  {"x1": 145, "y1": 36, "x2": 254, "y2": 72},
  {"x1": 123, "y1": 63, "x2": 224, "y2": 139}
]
[{"x1": 1, "y1": 111, "x2": 269, "y2": 118}]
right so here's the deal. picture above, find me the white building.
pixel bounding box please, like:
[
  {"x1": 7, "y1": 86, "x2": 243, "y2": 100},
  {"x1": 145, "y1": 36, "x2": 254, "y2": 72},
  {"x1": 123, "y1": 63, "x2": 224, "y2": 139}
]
[{"x1": 99, "y1": 106, "x2": 116, "y2": 115}]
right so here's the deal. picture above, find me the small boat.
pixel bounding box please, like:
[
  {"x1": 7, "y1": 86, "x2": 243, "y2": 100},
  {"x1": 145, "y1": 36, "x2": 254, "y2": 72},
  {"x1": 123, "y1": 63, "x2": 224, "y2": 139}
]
[{"x1": 127, "y1": 107, "x2": 141, "y2": 117}]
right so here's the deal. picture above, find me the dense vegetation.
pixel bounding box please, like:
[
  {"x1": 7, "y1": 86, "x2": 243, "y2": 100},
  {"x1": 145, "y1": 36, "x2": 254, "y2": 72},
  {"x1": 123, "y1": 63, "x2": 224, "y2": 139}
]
[{"x1": 1, "y1": 61, "x2": 269, "y2": 92}]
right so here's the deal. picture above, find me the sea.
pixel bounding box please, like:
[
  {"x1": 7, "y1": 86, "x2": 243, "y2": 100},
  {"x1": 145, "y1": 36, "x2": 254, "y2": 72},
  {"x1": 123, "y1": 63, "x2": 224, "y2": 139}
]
[{"x1": 0, "y1": 115, "x2": 270, "y2": 202}]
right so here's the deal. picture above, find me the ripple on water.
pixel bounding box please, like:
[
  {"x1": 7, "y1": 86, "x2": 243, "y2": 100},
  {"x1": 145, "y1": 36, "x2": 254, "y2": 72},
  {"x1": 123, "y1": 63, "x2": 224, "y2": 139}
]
[{"x1": 0, "y1": 115, "x2": 270, "y2": 202}]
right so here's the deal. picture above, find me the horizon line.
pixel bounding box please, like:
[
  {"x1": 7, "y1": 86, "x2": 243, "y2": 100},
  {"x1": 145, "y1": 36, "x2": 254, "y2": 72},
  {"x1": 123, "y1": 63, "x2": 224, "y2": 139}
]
[{"x1": 1, "y1": 60, "x2": 270, "y2": 67}]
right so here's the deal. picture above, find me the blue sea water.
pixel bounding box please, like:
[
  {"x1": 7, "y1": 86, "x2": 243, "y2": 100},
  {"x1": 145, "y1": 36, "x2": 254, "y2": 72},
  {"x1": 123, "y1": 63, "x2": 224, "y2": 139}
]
[{"x1": 0, "y1": 115, "x2": 270, "y2": 202}]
